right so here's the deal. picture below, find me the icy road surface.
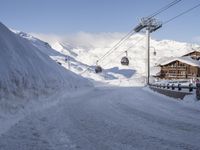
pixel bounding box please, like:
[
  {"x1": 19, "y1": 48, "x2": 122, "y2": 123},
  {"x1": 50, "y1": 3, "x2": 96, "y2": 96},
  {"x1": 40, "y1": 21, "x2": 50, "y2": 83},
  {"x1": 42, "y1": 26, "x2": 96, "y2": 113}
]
[{"x1": 0, "y1": 87, "x2": 200, "y2": 150}]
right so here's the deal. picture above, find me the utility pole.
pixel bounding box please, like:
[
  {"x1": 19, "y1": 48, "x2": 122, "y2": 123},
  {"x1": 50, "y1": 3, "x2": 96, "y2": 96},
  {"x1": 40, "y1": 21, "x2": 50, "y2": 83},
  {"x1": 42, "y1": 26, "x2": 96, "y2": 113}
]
[
  {"x1": 146, "y1": 28, "x2": 150, "y2": 85},
  {"x1": 134, "y1": 17, "x2": 162, "y2": 85}
]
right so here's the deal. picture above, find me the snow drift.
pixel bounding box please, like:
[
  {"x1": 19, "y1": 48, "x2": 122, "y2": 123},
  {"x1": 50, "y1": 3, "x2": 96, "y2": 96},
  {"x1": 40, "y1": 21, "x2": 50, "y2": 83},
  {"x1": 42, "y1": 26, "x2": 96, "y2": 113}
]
[{"x1": 0, "y1": 22, "x2": 91, "y2": 100}]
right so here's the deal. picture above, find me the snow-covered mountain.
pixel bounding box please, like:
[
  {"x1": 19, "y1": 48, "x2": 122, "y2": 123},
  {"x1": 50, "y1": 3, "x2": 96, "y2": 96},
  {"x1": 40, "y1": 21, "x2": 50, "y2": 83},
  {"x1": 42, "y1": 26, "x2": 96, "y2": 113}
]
[
  {"x1": 16, "y1": 31, "x2": 200, "y2": 86},
  {"x1": 47, "y1": 33, "x2": 199, "y2": 83},
  {"x1": 0, "y1": 22, "x2": 91, "y2": 101}
]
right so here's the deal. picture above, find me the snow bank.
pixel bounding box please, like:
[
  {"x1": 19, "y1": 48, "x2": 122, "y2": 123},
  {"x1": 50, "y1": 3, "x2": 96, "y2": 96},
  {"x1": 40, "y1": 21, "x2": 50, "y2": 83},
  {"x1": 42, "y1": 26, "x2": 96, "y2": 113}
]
[
  {"x1": 183, "y1": 94, "x2": 200, "y2": 109},
  {"x1": 0, "y1": 22, "x2": 91, "y2": 102}
]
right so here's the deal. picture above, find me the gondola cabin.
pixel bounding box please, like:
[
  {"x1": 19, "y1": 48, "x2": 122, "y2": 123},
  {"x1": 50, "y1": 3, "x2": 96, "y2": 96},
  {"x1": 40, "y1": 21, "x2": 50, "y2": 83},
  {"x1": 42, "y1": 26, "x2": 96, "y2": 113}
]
[
  {"x1": 121, "y1": 57, "x2": 129, "y2": 66},
  {"x1": 121, "y1": 51, "x2": 129, "y2": 66},
  {"x1": 153, "y1": 50, "x2": 156, "y2": 56},
  {"x1": 95, "y1": 66, "x2": 102, "y2": 73}
]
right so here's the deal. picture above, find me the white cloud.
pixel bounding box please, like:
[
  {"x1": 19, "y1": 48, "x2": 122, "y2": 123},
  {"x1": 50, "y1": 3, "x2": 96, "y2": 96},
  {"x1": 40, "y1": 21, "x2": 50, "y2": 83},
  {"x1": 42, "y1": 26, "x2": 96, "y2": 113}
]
[
  {"x1": 30, "y1": 32, "x2": 126, "y2": 49},
  {"x1": 30, "y1": 32, "x2": 64, "y2": 44}
]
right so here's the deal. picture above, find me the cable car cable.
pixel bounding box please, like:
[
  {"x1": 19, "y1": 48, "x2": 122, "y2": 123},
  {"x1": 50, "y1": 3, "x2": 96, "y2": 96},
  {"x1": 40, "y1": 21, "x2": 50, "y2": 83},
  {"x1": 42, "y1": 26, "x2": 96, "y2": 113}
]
[
  {"x1": 148, "y1": 0, "x2": 182, "y2": 19},
  {"x1": 101, "y1": 36, "x2": 145, "y2": 67},
  {"x1": 80, "y1": 0, "x2": 184, "y2": 75},
  {"x1": 163, "y1": 2, "x2": 200, "y2": 25},
  {"x1": 97, "y1": 0, "x2": 182, "y2": 64},
  {"x1": 98, "y1": 30, "x2": 136, "y2": 62}
]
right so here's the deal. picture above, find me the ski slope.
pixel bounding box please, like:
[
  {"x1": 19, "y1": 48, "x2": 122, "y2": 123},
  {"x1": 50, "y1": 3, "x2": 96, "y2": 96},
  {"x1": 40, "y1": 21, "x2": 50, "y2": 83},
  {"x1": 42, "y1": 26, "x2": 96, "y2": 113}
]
[{"x1": 0, "y1": 86, "x2": 199, "y2": 150}]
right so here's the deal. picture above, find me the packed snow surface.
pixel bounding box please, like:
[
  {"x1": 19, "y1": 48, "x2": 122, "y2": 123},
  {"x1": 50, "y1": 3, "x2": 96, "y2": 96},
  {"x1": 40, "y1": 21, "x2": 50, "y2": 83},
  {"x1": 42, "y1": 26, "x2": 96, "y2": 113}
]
[{"x1": 0, "y1": 85, "x2": 199, "y2": 150}]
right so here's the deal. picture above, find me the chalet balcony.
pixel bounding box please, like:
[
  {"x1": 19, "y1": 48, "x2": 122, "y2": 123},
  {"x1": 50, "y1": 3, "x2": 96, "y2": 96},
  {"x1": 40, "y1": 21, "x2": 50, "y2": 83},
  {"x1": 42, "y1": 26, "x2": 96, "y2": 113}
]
[
  {"x1": 160, "y1": 73, "x2": 196, "y2": 79},
  {"x1": 161, "y1": 73, "x2": 182, "y2": 76},
  {"x1": 169, "y1": 75, "x2": 186, "y2": 77},
  {"x1": 162, "y1": 66, "x2": 186, "y2": 71}
]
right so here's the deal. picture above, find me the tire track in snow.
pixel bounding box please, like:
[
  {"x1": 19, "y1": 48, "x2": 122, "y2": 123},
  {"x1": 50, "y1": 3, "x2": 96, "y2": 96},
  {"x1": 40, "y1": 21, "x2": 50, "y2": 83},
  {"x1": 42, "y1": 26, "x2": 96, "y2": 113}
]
[{"x1": 0, "y1": 87, "x2": 199, "y2": 150}]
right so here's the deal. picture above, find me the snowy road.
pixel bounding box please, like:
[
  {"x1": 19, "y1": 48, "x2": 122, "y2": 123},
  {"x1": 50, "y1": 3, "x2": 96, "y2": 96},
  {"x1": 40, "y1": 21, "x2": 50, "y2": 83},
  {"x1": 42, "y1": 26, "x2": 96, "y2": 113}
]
[{"x1": 0, "y1": 86, "x2": 200, "y2": 150}]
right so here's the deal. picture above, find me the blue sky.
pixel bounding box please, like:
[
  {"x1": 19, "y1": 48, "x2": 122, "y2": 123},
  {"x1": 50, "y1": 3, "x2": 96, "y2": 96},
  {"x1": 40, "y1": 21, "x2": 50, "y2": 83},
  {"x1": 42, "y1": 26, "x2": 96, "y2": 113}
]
[{"x1": 0, "y1": 0, "x2": 200, "y2": 43}]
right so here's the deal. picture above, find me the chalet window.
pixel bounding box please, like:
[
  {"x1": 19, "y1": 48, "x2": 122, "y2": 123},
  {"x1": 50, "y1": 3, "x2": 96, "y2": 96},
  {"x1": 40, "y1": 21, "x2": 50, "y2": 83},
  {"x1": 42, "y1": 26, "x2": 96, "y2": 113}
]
[
  {"x1": 179, "y1": 63, "x2": 185, "y2": 67},
  {"x1": 169, "y1": 70, "x2": 176, "y2": 73},
  {"x1": 180, "y1": 71, "x2": 186, "y2": 75},
  {"x1": 171, "y1": 64, "x2": 176, "y2": 67}
]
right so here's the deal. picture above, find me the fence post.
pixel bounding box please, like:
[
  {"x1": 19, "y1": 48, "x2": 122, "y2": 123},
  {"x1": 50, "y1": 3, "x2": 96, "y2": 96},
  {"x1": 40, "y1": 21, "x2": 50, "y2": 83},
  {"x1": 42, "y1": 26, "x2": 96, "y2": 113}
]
[
  {"x1": 196, "y1": 82, "x2": 200, "y2": 100},
  {"x1": 172, "y1": 84, "x2": 175, "y2": 90},
  {"x1": 178, "y1": 84, "x2": 181, "y2": 91},
  {"x1": 163, "y1": 84, "x2": 166, "y2": 88},
  {"x1": 167, "y1": 84, "x2": 170, "y2": 89},
  {"x1": 189, "y1": 83, "x2": 193, "y2": 92}
]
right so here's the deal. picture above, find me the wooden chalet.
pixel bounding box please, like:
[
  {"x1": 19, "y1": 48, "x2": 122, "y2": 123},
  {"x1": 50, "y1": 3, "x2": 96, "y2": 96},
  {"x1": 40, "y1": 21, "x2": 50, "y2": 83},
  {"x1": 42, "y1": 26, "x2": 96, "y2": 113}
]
[
  {"x1": 182, "y1": 50, "x2": 200, "y2": 60},
  {"x1": 158, "y1": 57, "x2": 200, "y2": 79}
]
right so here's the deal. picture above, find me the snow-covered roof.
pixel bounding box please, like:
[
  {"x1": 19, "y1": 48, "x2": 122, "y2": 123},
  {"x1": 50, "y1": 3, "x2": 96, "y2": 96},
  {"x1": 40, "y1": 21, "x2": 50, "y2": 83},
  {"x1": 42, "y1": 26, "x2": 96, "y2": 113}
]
[
  {"x1": 159, "y1": 56, "x2": 200, "y2": 67},
  {"x1": 182, "y1": 50, "x2": 200, "y2": 56}
]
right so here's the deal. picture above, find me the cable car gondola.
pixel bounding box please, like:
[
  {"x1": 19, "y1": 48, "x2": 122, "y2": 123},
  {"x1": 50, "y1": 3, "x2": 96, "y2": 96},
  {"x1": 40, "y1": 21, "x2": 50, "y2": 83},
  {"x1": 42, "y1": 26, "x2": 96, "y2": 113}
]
[
  {"x1": 95, "y1": 65, "x2": 102, "y2": 73},
  {"x1": 153, "y1": 50, "x2": 156, "y2": 56},
  {"x1": 95, "y1": 60, "x2": 102, "y2": 73},
  {"x1": 151, "y1": 47, "x2": 156, "y2": 56},
  {"x1": 121, "y1": 51, "x2": 129, "y2": 66}
]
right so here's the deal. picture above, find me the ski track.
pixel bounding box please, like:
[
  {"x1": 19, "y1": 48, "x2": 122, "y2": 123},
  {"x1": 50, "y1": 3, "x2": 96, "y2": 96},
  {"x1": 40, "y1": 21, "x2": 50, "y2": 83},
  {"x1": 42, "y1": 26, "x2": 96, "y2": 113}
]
[{"x1": 0, "y1": 86, "x2": 200, "y2": 150}]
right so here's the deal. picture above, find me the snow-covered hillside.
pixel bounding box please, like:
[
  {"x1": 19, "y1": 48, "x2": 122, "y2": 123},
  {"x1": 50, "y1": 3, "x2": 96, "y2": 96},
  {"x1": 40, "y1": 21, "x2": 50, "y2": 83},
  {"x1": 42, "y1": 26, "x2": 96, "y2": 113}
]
[
  {"x1": 40, "y1": 33, "x2": 199, "y2": 83},
  {"x1": 0, "y1": 22, "x2": 91, "y2": 101},
  {"x1": 19, "y1": 32, "x2": 200, "y2": 86},
  {"x1": 52, "y1": 34, "x2": 199, "y2": 75}
]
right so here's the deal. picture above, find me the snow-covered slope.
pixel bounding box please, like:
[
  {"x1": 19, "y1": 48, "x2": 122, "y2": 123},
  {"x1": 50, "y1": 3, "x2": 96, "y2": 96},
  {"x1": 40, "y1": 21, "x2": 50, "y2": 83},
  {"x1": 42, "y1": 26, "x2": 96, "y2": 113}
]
[
  {"x1": 19, "y1": 32, "x2": 200, "y2": 86},
  {"x1": 48, "y1": 34, "x2": 199, "y2": 83},
  {"x1": 0, "y1": 22, "x2": 91, "y2": 100}
]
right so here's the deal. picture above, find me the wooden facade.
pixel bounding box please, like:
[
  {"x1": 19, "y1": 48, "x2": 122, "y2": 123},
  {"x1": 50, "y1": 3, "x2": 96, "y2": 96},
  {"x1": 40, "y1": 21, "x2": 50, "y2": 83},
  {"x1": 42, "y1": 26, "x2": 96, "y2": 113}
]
[{"x1": 159, "y1": 60, "x2": 200, "y2": 79}]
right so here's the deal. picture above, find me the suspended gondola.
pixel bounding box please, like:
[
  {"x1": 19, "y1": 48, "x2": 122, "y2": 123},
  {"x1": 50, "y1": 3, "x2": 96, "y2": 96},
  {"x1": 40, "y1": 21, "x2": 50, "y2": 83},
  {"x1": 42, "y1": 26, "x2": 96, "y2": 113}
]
[
  {"x1": 153, "y1": 49, "x2": 156, "y2": 56},
  {"x1": 95, "y1": 65, "x2": 102, "y2": 73},
  {"x1": 95, "y1": 60, "x2": 103, "y2": 73},
  {"x1": 121, "y1": 51, "x2": 129, "y2": 66}
]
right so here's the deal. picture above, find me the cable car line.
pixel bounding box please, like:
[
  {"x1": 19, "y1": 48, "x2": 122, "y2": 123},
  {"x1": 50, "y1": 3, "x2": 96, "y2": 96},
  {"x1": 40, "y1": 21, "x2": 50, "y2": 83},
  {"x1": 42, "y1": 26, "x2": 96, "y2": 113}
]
[
  {"x1": 98, "y1": 30, "x2": 136, "y2": 62},
  {"x1": 101, "y1": 2, "x2": 200, "y2": 78},
  {"x1": 101, "y1": 36, "x2": 145, "y2": 68},
  {"x1": 147, "y1": 0, "x2": 182, "y2": 19},
  {"x1": 96, "y1": 0, "x2": 182, "y2": 65},
  {"x1": 82, "y1": 0, "x2": 191, "y2": 74},
  {"x1": 163, "y1": 2, "x2": 200, "y2": 25},
  {"x1": 101, "y1": 1, "x2": 199, "y2": 69}
]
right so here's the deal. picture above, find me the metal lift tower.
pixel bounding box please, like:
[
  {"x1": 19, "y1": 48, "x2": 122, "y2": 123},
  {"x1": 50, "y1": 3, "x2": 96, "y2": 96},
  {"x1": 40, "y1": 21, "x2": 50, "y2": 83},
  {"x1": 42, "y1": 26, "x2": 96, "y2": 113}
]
[{"x1": 134, "y1": 17, "x2": 162, "y2": 85}]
